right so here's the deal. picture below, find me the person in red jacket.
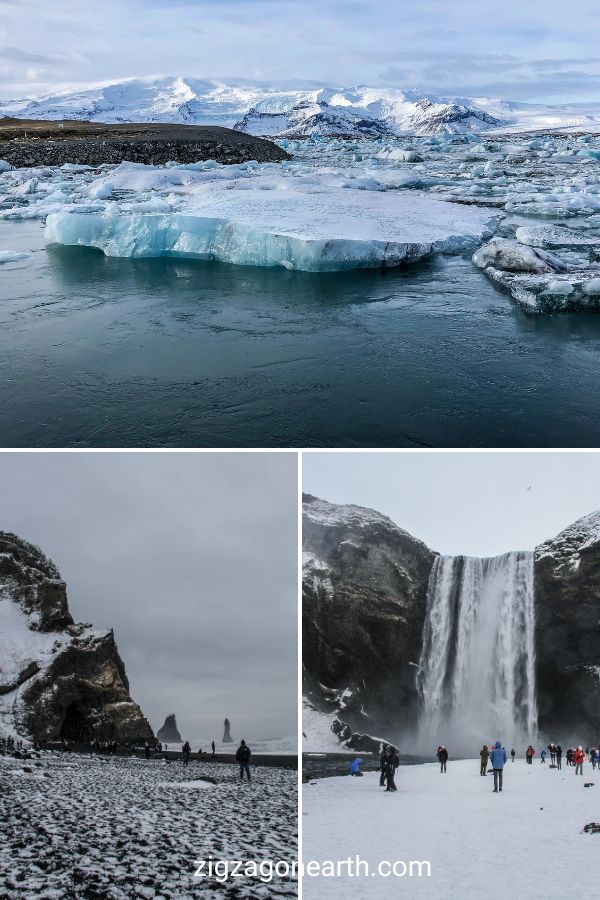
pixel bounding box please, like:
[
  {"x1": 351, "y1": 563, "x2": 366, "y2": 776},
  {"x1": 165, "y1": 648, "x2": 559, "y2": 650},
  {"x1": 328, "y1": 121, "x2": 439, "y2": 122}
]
[{"x1": 575, "y1": 746, "x2": 585, "y2": 775}]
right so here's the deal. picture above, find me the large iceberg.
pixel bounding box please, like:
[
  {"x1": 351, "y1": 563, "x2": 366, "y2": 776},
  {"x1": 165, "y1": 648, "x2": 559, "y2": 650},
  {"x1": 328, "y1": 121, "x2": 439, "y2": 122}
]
[{"x1": 45, "y1": 169, "x2": 497, "y2": 272}]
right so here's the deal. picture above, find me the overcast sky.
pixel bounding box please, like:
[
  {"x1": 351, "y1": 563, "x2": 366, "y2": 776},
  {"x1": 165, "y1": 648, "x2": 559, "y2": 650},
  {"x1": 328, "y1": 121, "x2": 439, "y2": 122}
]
[
  {"x1": 0, "y1": 0, "x2": 597, "y2": 103},
  {"x1": 303, "y1": 451, "x2": 600, "y2": 557},
  {"x1": 0, "y1": 452, "x2": 297, "y2": 742}
]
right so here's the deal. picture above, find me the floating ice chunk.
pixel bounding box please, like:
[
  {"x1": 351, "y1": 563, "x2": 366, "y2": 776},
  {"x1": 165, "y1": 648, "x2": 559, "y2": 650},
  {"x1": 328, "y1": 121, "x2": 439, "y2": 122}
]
[
  {"x1": 388, "y1": 149, "x2": 423, "y2": 162},
  {"x1": 583, "y1": 278, "x2": 600, "y2": 295},
  {"x1": 472, "y1": 237, "x2": 561, "y2": 274},
  {"x1": 481, "y1": 267, "x2": 600, "y2": 314},
  {"x1": 88, "y1": 181, "x2": 114, "y2": 200},
  {"x1": 12, "y1": 177, "x2": 39, "y2": 197},
  {"x1": 516, "y1": 224, "x2": 599, "y2": 249},
  {"x1": 545, "y1": 279, "x2": 574, "y2": 295},
  {"x1": 43, "y1": 190, "x2": 69, "y2": 204},
  {"x1": 45, "y1": 183, "x2": 497, "y2": 272},
  {"x1": 0, "y1": 250, "x2": 30, "y2": 263}
]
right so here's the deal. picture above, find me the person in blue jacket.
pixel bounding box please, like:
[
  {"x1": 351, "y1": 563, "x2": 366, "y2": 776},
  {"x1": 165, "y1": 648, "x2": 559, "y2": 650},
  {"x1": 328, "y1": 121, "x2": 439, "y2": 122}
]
[
  {"x1": 350, "y1": 758, "x2": 364, "y2": 777},
  {"x1": 489, "y1": 741, "x2": 507, "y2": 793}
]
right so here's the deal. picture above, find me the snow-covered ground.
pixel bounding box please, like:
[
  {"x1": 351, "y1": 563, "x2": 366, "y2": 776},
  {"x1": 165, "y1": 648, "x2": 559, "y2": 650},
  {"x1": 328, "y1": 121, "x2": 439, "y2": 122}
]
[
  {"x1": 0, "y1": 750, "x2": 297, "y2": 898},
  {"x1": 302, "y1": 758, "x2": 600, "y2": 898}
]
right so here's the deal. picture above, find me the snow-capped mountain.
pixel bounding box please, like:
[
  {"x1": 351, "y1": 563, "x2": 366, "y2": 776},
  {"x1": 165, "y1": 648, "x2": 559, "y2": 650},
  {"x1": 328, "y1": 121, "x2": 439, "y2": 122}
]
[{"x1": 4, "y1": 76, "x2": 600, "y2": 138}]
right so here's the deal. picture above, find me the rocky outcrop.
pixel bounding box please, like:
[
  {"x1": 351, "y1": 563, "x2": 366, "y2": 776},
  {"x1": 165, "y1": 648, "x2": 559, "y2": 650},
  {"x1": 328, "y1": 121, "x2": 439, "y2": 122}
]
[
  {"x1": 222, "y1": 718, "x2": 233, "y2": 743},
  {"x1": 302, "y1": 495, "x2": 437, "y2": 741},
  {"x1": 0, "y1": 119, "x2": 291, "y2": 168},
  {"x1": 0, "y1": 532, "x2": 153, "y2": 742},
  {"x1": 156, "y1": 714, "x2": 181, "y2": 744},
  {"x1": 534, "y1": 512, "x2": 600, "y2": 740}
]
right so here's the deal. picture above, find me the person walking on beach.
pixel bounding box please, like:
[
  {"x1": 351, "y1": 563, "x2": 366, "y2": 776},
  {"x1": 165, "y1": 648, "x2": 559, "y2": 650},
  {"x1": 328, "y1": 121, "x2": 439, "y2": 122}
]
[
  {"x1": 144, "y1": 742, "x2": 151, "y2": 760},
  {"x1": 490, "y1": 741, "x2": 507, "y2": 793},
  {"x1": 556, "y1": 745, "x2": 562, "y2": 770},
  {"x1": 510, "y1": 748, "x2": 515, "y2": 763},
  {"x1": 437, "y1": 745, "x2": 448, "y2": 773},
  {"x1": 541, "y1": 749, "x2": 546, "y2": 764},
  {"x1": 480, "y1": 745, "x2": 489, "y2": 776},
  {"x1": 575, "y1": 745, "x2": 585, "y2": 775},
  {"x1": 211, "y1": 741, "x2": 215, "y2": 757},
  {"x1": 236, "y1": 739, "x2": 251, "y2": 781},
  {"x1": 591, "y1": 747, "x2": 599, "y2": 770},
  {"x1": 182, "y1": 740, "x2": 191, "y2": 767},
  {"x1": 383, "y1": 745, "x2": 399, "y2": 792}
]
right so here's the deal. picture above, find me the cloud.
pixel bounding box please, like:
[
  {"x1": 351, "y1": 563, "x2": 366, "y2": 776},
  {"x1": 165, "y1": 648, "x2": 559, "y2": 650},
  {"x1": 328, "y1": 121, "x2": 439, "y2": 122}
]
[{"x1": 0, "y1": 0, "x2": 596, "y2": 102}]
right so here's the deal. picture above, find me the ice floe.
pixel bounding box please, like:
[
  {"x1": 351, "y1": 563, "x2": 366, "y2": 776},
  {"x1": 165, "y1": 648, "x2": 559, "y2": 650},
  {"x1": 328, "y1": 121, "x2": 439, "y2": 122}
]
[{"x1": 45, "y1": 172, "x2": 497, "y2": 272}]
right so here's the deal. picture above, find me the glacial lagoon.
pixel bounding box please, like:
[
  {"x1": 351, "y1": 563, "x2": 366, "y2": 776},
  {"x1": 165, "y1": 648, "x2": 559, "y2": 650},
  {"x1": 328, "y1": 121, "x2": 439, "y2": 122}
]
[{"x1": 3, "y1": 134, "x2": 600, "y2": 446}]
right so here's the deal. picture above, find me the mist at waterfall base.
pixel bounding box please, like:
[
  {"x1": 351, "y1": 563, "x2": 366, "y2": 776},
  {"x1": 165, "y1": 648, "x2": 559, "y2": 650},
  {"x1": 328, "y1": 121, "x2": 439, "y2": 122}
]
[{"x1": 410, "y1": 551, "x2": 538, "y2": 757}]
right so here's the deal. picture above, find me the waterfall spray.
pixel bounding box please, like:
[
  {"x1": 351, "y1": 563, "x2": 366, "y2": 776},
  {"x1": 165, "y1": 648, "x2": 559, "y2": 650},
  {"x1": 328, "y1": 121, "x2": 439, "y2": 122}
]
[{"x1": 417, "y1": 552, "x2": 537, "y2": 754}]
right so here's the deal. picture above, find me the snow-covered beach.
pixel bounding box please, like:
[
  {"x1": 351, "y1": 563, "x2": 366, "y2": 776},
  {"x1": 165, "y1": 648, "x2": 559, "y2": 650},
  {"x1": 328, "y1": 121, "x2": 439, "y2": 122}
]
[
  {"x1": 0, "y1": 749, "x2": 298, "y2": 898},
  {"x1": 303, "y1": 758, "x2": 600, "y2": 898}
]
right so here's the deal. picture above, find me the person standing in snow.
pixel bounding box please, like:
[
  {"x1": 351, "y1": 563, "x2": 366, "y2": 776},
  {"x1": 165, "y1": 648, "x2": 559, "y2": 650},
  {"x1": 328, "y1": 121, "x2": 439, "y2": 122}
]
[
  {"x1": 383, "y1": 745, "x2": 399, "y2": 792},
  {"x1": 236, "y1": 739, "x2": 251, "y2": 781},
  {"x1": 575, "y1": 746, "x2": 585, "y2": 775},
  {"x1": 591, "y1": 747, "x2": 599, "y2": 770},
  {"x1": 556, "y1": 745, "x2": 562, "y2": 770},
  {"x1": 490, "y1": 741, "x2": 507, "y2": 792},
  {"x1": 437, "y1": 745, "x2": 448, "y2": 773},
  {"x1": 379, "y1": 745, "x2": 389, "y2": 787},
  {"x1": 526, "y1": 745, "x2": 535, "y2": 765},
  {"x1": 350, "y1": 758, "x2": 364, "y2": 776},
  {"x1": 480, "y1": 745, "x2": 489, "y2": 776},
  {"x1": 182, "y1": 740, "x2": 191, "y2": 766},
  {"x1": 540, "y1": 749, "x2": 546, "y2": 764},
  {"x1": 510, "y1": 748, "x2": 516, "y2": 763}
]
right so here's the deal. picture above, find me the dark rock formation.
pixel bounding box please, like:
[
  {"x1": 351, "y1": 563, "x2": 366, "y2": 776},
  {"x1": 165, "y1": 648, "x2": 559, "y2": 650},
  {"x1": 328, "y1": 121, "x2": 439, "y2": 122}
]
[
  {"x1": 222, "y1": 718, "x2": 233, "y2": 743},
  {"x1": 0, "y1": 118, "x2": 291, "y2": 168},
  {"x1": 302, "y1": 494, "x2": 437, "y2": 741},
  {"x1": 156, "y1": 714, "x2": 182, "y2": 744},
  {"x1": 0, "y1": 532, "x2": 153, "y2": 743},
  {"x1": 534, "y1": 512, "x2": 600, "y2": 740}
]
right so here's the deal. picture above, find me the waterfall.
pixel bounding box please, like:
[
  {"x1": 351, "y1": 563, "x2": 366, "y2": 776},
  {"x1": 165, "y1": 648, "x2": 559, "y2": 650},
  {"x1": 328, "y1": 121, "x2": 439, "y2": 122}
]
[{"x1": 417, "y1": 552, "x2": 537, "y2": 754}]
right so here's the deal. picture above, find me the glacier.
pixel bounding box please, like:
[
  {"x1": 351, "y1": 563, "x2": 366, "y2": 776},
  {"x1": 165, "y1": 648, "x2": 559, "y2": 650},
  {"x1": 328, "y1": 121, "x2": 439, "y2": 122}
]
[{"x1": 45, "y1": 168, "x2": 497, "y2": 272}]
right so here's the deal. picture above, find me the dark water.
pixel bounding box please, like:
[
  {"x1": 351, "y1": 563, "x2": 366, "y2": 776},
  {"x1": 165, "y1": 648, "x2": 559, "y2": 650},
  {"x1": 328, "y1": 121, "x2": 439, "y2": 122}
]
[
  {"x1": 2, "y1": 220, "x2": 600, "y2": 447},
  {"x1": 302, "y1": 753, "x2": 432, "y2": 781}
]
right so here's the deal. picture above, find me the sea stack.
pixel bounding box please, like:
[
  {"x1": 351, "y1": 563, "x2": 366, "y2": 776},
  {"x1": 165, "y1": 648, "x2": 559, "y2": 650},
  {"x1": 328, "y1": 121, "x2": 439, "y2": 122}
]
[
  {"x1": 0, "y1": 531, "x2": 153, "y2": 742},
  {"x1": 222, "y1": 718, "x2": 233, "y2": 742},
  {"x1": 156, "y1": 714, "x2": 182, "y2": 744}
]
